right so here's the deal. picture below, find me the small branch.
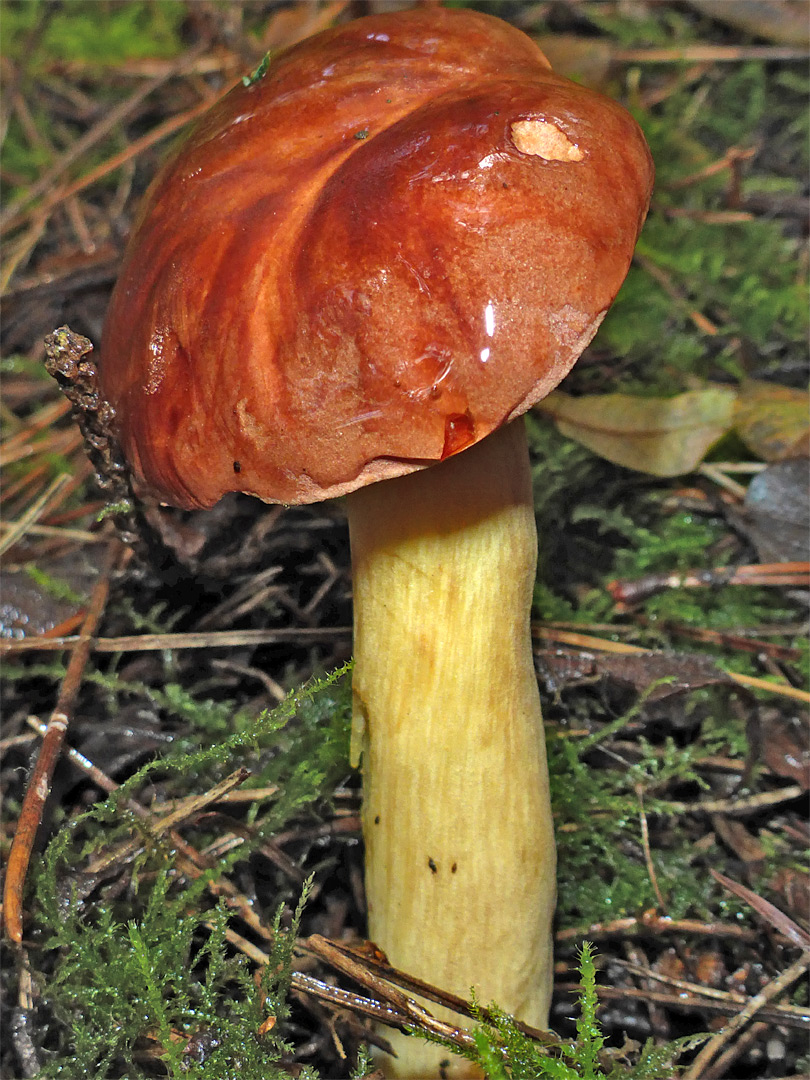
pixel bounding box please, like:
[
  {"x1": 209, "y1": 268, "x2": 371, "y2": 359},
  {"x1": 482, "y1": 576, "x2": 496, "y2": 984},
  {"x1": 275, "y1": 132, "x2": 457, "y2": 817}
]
[
  {"x1": 650, "y1": 784, "x2": 805, "y2": 818},
  {"x1": 661, "y1": 145, "x2": 757, "y2": 190},
  {"x1": 636, "y1": 786, "x2": 667, "y2": 910},
  {"x1": 11, "y1": 951, "x2": 39, "y2": 1078},
  {"x1": 0, "y1": 473, "x2": 73, "y2": 556},
  {"x1": 0, "y1": 521, "x2": 101, "y2": 544},
  {"x1": 635, "y1": 620, "x2": 803, "y2": 662},
  {"x1": 22, "y1": 713, "x2": 275, "y2": 951},
  {"x1": 615, "y1": 45, "x2": 808, "y2": 63},
  {"x1": 0, "y1": 44, "x2": 211, "y2": 236},
  {"x1": 556, "y1": 914, "x2": 757, "y2": 944},
  {"x1": 634, "y1": 252, "x2": 719, "y2": 336},
  {"x1": 616, "y1": 958, "x2": 797, "y2": 1009},
  {"x1": 83, "y1": 767, "x2": 253, "y2": 877},
  {"x1": 215, "y1": 929, "x2": 488, "y2": 1054},
  {"x1": 0, "y1": 397, "x2": 71, "y2": 455},
  {"x1": 0, "y1": 626, "x2": 352, "y2": 654},
  {"x1": 699, "y1": 462, "x2": 748, "y2": 499},
  {"x1": 607, "y1": 562, "x2": 810, "y2": 606},
  {"x1": 553, "y1": 979, "x2": 808, "y2": 1031},
  {"x1": 682, "y1": 954, "x2": 810, "y2": 1079},
  {"x1": 303, "y1": 935, "x2": 561, "y2": 1048},
  {"x1": 34, "y1": 94, "x2": 221, "y2": 231},
  {"x1": 3, "y1": 538, "x2": 124, "y2": 943}
]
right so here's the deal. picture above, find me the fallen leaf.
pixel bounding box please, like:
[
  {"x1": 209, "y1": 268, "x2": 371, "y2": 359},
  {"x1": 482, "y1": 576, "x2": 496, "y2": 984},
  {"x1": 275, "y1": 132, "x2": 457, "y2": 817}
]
[
  {"x1": 770, "y1": 867, "x2": 810, "y2": 925},
  {"x1": 536, "y1": 388, "x2": 736, "y2": 476},
  {"x1": 260, "y1": 0, "x2": 348, "y2": 50},
  {"x1": 711, "y1": 816, "x2": 767, "y2": 868},
  {"x1": 760, "y1": 714, "x2": 810, "y2": 790},
  {"x1": 1, "y1": 555, "x2": 98, "y2": 638},
  {"x1": 710, "y1": 869, "x2": 810, "y2": 949},
  {"x1": 536, "y1": 648, "x2": 733, "y2": 701},
  {"x1": 726, "y1": 458, "x2": 810, "y2": 563},
  {"x1": 733, "y1": 380, "x2": 810, "y2": 461},
  {"x1": 684, "y1": 1, "x2": 810, "y2": 47},
  {"x1": 535, "y1": 35, "x2": 613, "y2": 88}
]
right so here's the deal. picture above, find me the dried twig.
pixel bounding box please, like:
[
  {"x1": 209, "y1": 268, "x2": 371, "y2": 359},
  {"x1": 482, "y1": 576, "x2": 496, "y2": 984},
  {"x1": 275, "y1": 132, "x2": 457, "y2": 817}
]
[
  {"x1": 3, "y1": 537, "x2": 124, "y2": 943},
  {"x1": 1, "y1": 44, "x2": 211, "y2": 237},
  {"x1": 553, "y1": 978, "x2": 809, "y2": 1031},
  {"x1": 636, "y1": 786, "x2": 667, "y2": 910},
  {"x1": 634, "y1": 252, "x2": 719, "y2": 336},
  {"x1": 0, "y1": 521, "x2": 100, "y2": 544},
  {"x1": 652, "y1": 784, "x2": 805, "y2": 817},
  {"x1": 0, "y1": 473, "x2": 73, "y2": 557},
  {"x1": 36, "y1": 94, "x2": 222, "y2": 227},
  {"x1": 0, "y1": 626, "x2": 352, "y2": 654},
  {"x1": 615, "y1": 45, "x2": 808, "y2": 63},
  {"x1": 682, "y1": 954, "x2": 810, "y2": 1078},
  {"x1": 304, "y1": 934, "x2": 561, "y2": 1048},
  {"x1": 608, "y1": 562, "x2": 810, "y2": 606},
  {"x1": 82, "y1": 767, "x2": 253, "y2": 878},
  {"x1": 661, "y1": 145, "x2": 758, "y2": 189},
  {"x1": 616, "y1": 958, "x2": 810, "y2": 1020},
  {"x1": 556, "y1": 913, "x2": 758, "y2": 944}
]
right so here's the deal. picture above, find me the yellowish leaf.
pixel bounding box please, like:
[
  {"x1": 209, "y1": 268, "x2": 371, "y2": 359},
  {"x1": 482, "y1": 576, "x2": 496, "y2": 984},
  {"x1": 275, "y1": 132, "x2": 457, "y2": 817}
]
[
  {"x1": 536, "y1": 388, "x2": 737, "y2": 476},
  {"x1": 685, "y1": 1, "x2": 809, "y2": 48},
  {"x1": 534, "y1": 35, "x2": 613, "y2": 88},
  {"x1": 734, "y1": 381, "x2": 810, "y2": 462}
]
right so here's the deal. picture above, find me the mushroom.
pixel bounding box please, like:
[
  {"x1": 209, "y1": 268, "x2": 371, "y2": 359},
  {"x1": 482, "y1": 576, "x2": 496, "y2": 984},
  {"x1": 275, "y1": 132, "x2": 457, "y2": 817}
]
[{"x1": 99, "y1": 8, "x2": 653, "y2": 1077}]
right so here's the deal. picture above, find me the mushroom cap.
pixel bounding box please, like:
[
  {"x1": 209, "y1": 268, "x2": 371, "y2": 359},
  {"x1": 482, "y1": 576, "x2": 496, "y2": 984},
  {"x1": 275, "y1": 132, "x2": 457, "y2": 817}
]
[{"x1": 100, "y1": 7, "x2": 653, "y2": 509}]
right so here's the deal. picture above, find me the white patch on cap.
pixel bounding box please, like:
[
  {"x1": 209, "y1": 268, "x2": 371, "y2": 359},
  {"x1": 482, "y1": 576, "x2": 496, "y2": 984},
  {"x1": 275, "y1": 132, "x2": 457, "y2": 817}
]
[{"x1": 510, "y1": 119, "x2": 584, "y2": 162}]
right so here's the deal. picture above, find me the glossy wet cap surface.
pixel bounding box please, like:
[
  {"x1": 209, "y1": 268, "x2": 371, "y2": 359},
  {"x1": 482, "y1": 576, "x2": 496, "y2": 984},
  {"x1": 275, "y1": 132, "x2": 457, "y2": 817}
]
[{"x1": 100, "y1": 7, "x2": 654, "y2": 508}]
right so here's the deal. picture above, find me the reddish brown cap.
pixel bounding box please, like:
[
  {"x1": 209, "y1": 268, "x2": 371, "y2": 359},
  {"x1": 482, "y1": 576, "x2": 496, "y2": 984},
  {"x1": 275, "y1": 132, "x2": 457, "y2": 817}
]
[{"x1": 100, "y1": 7, "x2": 653, "y2": 509}]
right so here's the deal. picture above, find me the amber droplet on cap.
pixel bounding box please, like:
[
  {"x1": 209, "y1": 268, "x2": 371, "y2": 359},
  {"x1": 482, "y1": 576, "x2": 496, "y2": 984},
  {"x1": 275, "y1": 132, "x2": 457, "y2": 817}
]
[
  {"x1": 442, "y1": 414, "x2": 476, "y2": 460},
  {"x1": 100, "y1": 7, "x2": 653, "y2": 510}
]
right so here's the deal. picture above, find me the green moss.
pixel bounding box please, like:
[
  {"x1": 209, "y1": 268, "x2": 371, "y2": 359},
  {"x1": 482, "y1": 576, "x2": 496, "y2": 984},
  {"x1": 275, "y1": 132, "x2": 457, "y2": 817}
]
[
  {"x1": 3, "y1": 1, "x2": 185, "y2": 65},
  {"x1": 1, "y1": 118, "x2": 52, "y2": 187},
  {"x1": 431, "y1": 944, "x2": 705, "y2": 1077},
  {"x1": 531, "y1": 466, "x2": 802, "y2": 923},
  {"x1": 23, "y1": 564, "x2": 86, "y2": 607},
  {"x1": 549, "y1": 725, "x2": 709, "y2": 924},
  {"x1": 8, "y1": 4, "x2": 806, "y2": 1075},
  {"x1": 584, "y1": 6, "x2": 695, "y2": 48},
  {"x1": 588, "y1": 34, "x2": 808, "y2": 395},
  {"x1": 37, "y1": 872, "x2": 314, "y2": 1079},
  {"x1": 33, "y1": 670, "x2": 359, "y2": 1078}
]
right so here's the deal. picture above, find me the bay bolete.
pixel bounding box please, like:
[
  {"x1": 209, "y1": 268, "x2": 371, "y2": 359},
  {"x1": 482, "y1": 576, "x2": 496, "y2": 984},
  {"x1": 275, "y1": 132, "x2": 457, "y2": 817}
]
[{"x1": 99, "y1": 8, "x2": 653, "y2": 1077}]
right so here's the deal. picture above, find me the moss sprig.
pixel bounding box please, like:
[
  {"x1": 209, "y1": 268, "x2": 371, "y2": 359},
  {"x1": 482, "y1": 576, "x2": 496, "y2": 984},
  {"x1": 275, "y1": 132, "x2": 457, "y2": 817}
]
[{"x1": 432, "y1": 944, "x2": 706, "y2": 1078}]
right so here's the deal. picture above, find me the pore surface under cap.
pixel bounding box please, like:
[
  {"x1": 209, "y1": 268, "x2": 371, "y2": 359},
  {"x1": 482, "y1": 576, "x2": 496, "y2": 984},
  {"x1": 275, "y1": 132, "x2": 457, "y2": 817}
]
[{"x1": 100, "y1": 7, "x2": 653, "y2": 509}]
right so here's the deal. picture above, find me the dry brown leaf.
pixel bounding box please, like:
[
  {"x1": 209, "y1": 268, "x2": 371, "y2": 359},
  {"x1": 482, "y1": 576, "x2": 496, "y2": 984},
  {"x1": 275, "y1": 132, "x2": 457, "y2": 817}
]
[
  {"x1": 733, "y1": 380, "x2": 810, "y2": 461},
  {"x1": 684, "y1": 1, "x2": 810, "y2": 47},
  {"x1": 711, "y1": 816, "x2": 767, "y2": 868},
  {"x1": 535, "y1": 387, "x2": 736, "y2": 476},
  {"x1": 760, "y1": 714, "x2": 810, "y2": 791},
  {"x1": 535, "y1": 35, "x2": 613, "y2": 88},
  {"x1": 729, "y1": 458, "x2": 810, "y2": 563},
  {"x1": 260, "y1": 0, "x2": 349, "y2": 50},
  {"x1": 1, "y1": 554, "x2": 98, "y2": 638},
  {"x1": 710, "y1": 869, "x2": 810, "y2": 949},
  {"x1": 536, "y1": 648, "x2": 733, "y2": 701}
]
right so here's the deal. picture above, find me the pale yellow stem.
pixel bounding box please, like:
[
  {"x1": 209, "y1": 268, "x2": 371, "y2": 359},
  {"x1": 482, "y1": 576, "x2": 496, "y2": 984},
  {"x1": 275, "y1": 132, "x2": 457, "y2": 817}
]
[{"x1": 346, "y1": 419, "x2": 556, "y2": 1079}]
